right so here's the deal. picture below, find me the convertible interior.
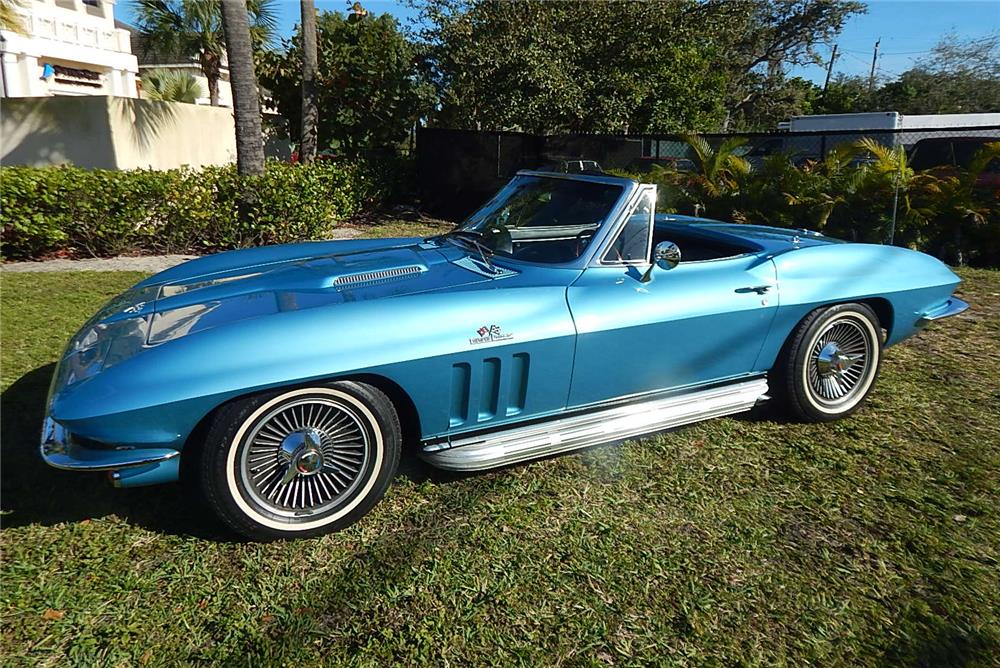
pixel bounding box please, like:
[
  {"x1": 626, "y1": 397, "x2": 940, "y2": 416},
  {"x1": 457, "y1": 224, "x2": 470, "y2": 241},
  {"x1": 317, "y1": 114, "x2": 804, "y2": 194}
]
[
  {"x1": 509, "y1": 224, "x2": 757, "y2": 264},
  {"x1": 651, "y1": 225, "x2": 757, "y2": 262}
]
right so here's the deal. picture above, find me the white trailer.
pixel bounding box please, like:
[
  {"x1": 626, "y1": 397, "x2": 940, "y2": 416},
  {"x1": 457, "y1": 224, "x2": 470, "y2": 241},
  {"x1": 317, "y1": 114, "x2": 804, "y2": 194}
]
[{"x1": 763, "y1": 112, "x2": 1000, "y2": 161}]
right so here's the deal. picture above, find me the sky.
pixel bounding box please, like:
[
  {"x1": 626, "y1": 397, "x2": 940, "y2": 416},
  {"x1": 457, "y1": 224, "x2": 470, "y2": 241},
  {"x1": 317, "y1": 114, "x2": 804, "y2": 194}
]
[{"x1": 118, "y1": 0, "x2": 1000, "y2": 85}]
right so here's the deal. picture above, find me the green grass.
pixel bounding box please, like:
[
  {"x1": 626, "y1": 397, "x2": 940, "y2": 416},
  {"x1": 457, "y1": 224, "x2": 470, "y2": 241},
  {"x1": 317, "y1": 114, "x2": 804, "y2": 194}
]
[{"x1": 1, "y1": 266, "x2": 998, "y2": 667}]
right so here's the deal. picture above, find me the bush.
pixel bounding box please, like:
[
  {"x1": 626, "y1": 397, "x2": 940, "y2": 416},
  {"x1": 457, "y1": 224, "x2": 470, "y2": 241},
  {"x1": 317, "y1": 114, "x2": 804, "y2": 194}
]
[
  {"x1": 0, "y1": 159, "x2": 410, "y2": 261},
  {"x1": 639, "y1": 139, "x2": 1000, "y2": 267}
]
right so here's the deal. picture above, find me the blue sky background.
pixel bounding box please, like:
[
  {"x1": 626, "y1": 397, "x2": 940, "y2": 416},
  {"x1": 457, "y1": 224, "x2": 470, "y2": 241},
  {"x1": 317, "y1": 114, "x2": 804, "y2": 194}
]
[{"x1": 119, "y1": 0, "x2": 999, "y2": 85}]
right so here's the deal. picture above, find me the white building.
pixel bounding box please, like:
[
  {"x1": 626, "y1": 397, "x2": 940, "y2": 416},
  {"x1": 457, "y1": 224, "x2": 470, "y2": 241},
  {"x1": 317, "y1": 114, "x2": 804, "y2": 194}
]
[
  {"x1": 0, "y1": 0, "x2": 138, "y2": 98},
  {"x1": 128, "y1": 29, "x2": 234, "y2": 108}
]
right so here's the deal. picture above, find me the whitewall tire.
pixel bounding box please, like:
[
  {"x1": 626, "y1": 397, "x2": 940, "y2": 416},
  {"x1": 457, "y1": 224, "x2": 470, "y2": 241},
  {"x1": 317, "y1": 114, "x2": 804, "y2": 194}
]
[
  {"x1": 777, "y1": 303, "x2": 883, "y2": 422},
  {"x1": 200, "y1": 381, "x2": 400, "y2": 541}
]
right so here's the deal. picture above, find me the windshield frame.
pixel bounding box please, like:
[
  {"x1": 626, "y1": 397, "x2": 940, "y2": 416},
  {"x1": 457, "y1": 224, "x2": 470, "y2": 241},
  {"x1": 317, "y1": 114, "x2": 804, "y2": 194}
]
[{"x1": 445, "y1": 171, "x2": 640, "y2": 269}]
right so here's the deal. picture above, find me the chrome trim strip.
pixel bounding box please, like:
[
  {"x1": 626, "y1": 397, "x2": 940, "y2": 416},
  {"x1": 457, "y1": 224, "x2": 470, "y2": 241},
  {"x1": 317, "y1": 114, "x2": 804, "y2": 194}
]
[
  {"x1": 40, "y1": 417, "x2": 180, "y2": 472},
  {"x1": 421, "y1": 379, "x2": 768, "y2": 471},
  {"x1": 918, "y1": 297, "x2": 969, "y2": 323}
]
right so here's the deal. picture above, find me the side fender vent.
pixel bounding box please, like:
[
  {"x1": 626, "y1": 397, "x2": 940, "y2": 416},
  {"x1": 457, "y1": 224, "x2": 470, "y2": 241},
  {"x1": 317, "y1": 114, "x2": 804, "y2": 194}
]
[{"x1": 333, "y1": 265, "x2": 424, "y2": 287}]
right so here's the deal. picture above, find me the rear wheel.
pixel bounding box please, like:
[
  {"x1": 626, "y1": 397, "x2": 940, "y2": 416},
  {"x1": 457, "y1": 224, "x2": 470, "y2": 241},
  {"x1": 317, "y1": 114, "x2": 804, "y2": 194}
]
[
  {"x1": 777, "y1": 303, "x2": 882, "y2": 422},
  {"x1": 200, "y1": 381, "x2": 400, "y2": 541}
]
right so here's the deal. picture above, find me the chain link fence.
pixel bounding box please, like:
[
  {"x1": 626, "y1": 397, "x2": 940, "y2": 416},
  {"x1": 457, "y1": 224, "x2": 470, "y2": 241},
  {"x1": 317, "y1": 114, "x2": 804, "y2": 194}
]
[{"x1": 416, "y1": 125, "x2": 999, "y2": 219}]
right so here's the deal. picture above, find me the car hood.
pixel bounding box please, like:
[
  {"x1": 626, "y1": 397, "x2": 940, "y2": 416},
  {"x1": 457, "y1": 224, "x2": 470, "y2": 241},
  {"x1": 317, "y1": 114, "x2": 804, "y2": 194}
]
[{"x1": 54, "y1": 238, "x2": 510, "y2": 387}]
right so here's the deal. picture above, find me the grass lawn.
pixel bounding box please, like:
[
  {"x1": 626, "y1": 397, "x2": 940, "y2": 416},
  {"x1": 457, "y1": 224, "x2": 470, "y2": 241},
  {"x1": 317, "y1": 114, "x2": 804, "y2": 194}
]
[{"x1": 1, "y1": 263, "x2": 998, "y2": 666}]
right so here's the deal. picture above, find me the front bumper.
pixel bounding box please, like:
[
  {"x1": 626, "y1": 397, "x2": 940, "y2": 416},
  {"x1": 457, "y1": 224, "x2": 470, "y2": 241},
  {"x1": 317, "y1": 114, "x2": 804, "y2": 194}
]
[
  {"x1": 40, "y1": 417, "x2": 180, "y2": 487},
  {"x1": 918, "y1": 297, "x2": 969, "y2": 324}
]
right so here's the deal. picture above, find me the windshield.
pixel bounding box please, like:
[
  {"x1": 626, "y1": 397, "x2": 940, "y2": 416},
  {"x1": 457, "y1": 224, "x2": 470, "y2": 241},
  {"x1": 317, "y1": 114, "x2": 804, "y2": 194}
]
[{"x1": 447, "y1": 176, "x2": 625, "y2": 264}]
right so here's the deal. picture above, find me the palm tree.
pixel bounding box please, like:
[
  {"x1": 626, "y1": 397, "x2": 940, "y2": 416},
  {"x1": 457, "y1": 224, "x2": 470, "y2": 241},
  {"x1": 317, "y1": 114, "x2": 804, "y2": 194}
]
[
  {"x1": 649, "y1": 134, "x2": 752, "y2": 217},
  {"x1": 0, "y1": 0, "x2": 27, "y2": 35},
  {"x1": 854, "y1": 138, "x2": 941, "y2": 245},
  {"x1": 133, "y1": 0, "x2": 276, "y2": 107},
  {"x1": 220, "y1": 0, "x2": 265, "y2": 175},
  {"x1": 141, "y1": 69, "x2": 203, "y2": 103},
  {"x1": 681, "y1": 134, "x2": 753, "y2": 197},
  {"x1": 299, "y1": 0, "x2": 318, "y2": 164}
]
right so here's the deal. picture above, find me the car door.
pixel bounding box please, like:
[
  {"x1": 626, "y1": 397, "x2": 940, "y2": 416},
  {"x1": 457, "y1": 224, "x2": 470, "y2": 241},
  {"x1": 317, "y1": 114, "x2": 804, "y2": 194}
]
[{"x1": 566, "y1": 189, "x2": 778, "y2": 408}]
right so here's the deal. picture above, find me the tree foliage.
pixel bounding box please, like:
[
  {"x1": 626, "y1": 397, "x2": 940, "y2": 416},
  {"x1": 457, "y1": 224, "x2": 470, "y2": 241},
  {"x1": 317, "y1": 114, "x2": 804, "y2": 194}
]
[
  {"x1": 813, "y1": 33, "x2": 1000, "y2": 116},
  {"x1": 414, "y1": 0, "x2": 730, "y2": 134},
  {"x1": 637, "y1": 135, "x2": 1000, "y2": 266},
  {"x1": 257, "y1": 11, "x2": 434, "y2": 155},
  {"x1": 412, "y1": 0, "x2": 864, "y2": 133},
  {"x1": 141, "y1": 69, "x2": 204, "y2": 103},
  {"x1": 716, "y1": 0, "x2": 865, "y2": 128},
  {"x1": 0, "y1": 0, "x2": 27, "y2": 35},
  {"x1": 133, "y1": 0, "x2": 277, "y2": 106}
]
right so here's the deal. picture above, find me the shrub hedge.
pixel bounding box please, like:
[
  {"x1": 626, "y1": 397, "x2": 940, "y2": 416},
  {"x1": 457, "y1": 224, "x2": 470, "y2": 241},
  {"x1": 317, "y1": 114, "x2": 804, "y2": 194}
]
[
  {"x1": 609, "y1": 138, "x2": 1000, "y2": 268},
  {"x1": 0, "y1": 158, "x2": 410, "y2": 261}
]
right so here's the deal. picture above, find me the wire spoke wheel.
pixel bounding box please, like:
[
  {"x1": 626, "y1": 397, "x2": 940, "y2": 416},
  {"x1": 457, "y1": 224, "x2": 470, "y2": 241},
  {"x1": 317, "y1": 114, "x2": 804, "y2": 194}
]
[
  {"x1": 238, "y1": 397, "x2": 372, "y2": 520},
  {"x1": 805, "y1": 316, "x2": 876, "y2": 409}
]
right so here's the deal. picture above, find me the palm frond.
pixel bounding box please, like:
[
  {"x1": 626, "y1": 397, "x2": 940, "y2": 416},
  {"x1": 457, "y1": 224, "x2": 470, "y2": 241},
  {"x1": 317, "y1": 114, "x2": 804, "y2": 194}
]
[
  {"x1": 141, "y1": 68, "x2": 204, "y2": 103},
  {"x1": 0, "y1": 0, "x2": 28, "y2": 35}
]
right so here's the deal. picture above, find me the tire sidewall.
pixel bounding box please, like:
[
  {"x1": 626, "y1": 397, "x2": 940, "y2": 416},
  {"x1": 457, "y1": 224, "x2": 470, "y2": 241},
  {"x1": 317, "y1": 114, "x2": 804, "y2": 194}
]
[
  {"x1": 202, "y1": 381, "x2": 400, "y2": 540},
  {"x1": 788, "y1": 303, "x2": 883, "y2": 422}
]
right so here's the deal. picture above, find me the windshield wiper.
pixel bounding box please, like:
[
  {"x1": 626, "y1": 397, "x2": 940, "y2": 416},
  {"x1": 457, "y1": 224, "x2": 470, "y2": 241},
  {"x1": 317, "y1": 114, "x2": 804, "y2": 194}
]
[{"x1": 448, "y1": 229, "x2": 495, "y2": 269}]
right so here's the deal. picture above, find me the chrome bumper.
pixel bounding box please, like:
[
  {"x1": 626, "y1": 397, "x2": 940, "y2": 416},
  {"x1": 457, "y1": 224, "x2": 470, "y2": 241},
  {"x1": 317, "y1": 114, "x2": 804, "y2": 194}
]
[
  {"x1": 918, "y1": 297, "x2": 969, "y2": 324},
  {"x1": 40, "y1": 417, "x2": 180, "y2": 472}
]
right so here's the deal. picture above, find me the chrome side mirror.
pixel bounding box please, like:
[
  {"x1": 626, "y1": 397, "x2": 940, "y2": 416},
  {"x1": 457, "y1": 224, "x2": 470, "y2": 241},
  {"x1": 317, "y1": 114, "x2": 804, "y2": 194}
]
[
  {"x1": 641, "y1": 241, "x2": 681, "y2": 282},
  {"x1": 653, "y1": 241, "x2": 681, "y2": 270}
]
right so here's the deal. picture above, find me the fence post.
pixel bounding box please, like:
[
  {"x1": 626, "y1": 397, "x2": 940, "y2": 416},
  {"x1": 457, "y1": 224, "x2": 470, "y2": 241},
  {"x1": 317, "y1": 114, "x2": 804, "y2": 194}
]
[{"x1": 888, "y1": 148, "x2": 902, "y2": 245}]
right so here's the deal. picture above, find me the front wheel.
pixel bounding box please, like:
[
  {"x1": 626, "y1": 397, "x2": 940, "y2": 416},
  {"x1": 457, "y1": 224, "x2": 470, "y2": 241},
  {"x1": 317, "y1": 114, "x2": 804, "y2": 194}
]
[
  {"x1": 777, "y1": 303, "x2": 883, "y2": 422},
  {"x1": 200, "y1": 381, "x2": 400, "y2": 541}
]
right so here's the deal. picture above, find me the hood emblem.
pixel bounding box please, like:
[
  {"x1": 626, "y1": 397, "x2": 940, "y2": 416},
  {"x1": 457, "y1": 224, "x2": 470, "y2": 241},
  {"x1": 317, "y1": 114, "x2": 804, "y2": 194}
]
[{"x1": 470, "y1": 324, "x2": 513, "y2": 345}]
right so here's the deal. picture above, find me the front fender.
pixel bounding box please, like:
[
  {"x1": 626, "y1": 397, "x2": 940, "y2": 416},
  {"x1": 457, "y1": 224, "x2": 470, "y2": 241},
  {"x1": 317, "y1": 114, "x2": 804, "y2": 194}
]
[{"x1": 50, "y1": 280, "x2": 578, "y2": 448}]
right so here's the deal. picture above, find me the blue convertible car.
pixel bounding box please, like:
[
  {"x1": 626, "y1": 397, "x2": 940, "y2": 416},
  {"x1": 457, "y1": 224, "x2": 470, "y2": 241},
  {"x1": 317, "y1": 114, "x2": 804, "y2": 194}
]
[{"x1": 41, "y1": 171, "x2": 968, "y2": 539}]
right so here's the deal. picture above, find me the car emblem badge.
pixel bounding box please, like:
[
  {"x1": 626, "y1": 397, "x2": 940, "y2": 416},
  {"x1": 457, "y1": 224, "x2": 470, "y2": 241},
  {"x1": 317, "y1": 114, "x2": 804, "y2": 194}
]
[{"x1": 470, "y1": 324, "x2": 513, "y2": 345}]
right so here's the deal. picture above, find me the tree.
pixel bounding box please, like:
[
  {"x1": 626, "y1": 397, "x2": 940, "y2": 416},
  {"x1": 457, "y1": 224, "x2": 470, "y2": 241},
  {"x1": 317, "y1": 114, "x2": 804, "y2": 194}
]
[
  {"x1": 299, "y1": 0, "x2": 319, "y2": 164},
  {"x1": 412, "y1": 0, "x2": 862, "y2": 134},
  {"x1": 0, "y1": 0, "x2": 27, "y2": 35},
  {"x1": 257, "y1": 10, "x2": 434, "y2": 155},
  {"x1": 141, "y1": 69, "x2": 203, "y2": 103},
  {"x1": 813, "y1": 74, "x2": 869, "y2": 114},
  {"x1": 413, "y1": 0, "x2": 729, "y2": 134},
  {"x1": 220, "y1": 0, "x2": 265, "y2": 175},
  {"x1": 875, "y1": 33, "x2": 1000, "y2": 114},
  {"x1": 133, "y1": 0, "x2": 276, "y2": 107},
  {"x1": 713, "y1": 0, "x2": 865, "y2": 128},
  {"x1": 733, "y1": 75, "x2": 821, "y2": 129}
]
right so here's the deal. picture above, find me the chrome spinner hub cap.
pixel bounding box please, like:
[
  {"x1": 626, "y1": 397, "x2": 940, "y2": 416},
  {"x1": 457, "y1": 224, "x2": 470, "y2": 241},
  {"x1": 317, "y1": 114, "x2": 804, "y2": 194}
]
[
  {"x1": 816, "y1": 341, "x2": 859, "y2": 378},
  {"x1": 807, "y1": 318, "x2": 873, "y2": 405},
  {"x1": 279, "y1": 428, "x2": 326, "y2": 479},
  {"x1": 239, "y1": 398, "x2": 370, "y2": 518}
]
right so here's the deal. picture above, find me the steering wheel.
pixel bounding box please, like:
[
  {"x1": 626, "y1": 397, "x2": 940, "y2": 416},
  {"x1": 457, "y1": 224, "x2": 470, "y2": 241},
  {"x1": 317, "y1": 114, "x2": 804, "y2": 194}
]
[
  {"x1": 483, "y1": 223, "x2": 513, "y2": 254},
  {"x1": 574, "y1": 228, "x2": 596, "y2": 258}
]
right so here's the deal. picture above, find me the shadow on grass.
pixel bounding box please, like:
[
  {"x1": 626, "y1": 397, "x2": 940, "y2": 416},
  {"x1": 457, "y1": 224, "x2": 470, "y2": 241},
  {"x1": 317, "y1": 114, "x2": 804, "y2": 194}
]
[
  {"x1": 0, "y1": 364, "x2": 456, "y2": 539},
  {"x1": 1, "y1": 364, "x2": 226, "y2": 539}
]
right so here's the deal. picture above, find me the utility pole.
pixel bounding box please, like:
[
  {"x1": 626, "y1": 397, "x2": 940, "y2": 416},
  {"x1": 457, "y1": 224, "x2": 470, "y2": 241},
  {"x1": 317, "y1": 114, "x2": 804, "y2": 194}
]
[
  {"x1": 822, "y1": 44, "x2": 839, "y2": 98},
  {"x1": 868, "y1": 39, "x2": 881, "y2": 93}
]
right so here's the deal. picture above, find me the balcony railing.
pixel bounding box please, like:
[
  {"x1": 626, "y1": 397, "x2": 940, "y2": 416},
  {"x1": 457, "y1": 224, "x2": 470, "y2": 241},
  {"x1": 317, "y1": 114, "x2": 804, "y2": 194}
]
[{"x1": 25, "y1": 10, "x2": 131, "y2": 54}]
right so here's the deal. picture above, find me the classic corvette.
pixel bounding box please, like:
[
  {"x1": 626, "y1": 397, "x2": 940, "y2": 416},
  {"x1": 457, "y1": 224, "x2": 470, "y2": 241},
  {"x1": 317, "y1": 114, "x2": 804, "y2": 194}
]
[{"x1": 41, "y1": 171, "x2": 968, "y2": 540}]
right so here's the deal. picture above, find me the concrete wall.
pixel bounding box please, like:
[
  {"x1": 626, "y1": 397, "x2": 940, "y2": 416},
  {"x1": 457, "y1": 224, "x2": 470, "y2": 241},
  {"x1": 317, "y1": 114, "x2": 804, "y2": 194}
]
[{"x1": 1, "y1": 96, "x2": 236, "y2": 169}]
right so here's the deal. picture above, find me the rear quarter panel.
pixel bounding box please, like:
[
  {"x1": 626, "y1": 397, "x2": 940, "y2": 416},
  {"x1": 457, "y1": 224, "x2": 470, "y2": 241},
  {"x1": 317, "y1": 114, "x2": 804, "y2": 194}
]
[{"x1": 754, "y1": 243, "x2": 961, "y2": 371}]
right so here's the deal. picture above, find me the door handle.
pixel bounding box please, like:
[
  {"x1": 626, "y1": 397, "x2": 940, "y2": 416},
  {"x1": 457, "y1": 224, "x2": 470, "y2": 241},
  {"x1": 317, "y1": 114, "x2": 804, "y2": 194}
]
[{"x1": 736, "y1": 285, "x2": 772, "y2": 295}]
